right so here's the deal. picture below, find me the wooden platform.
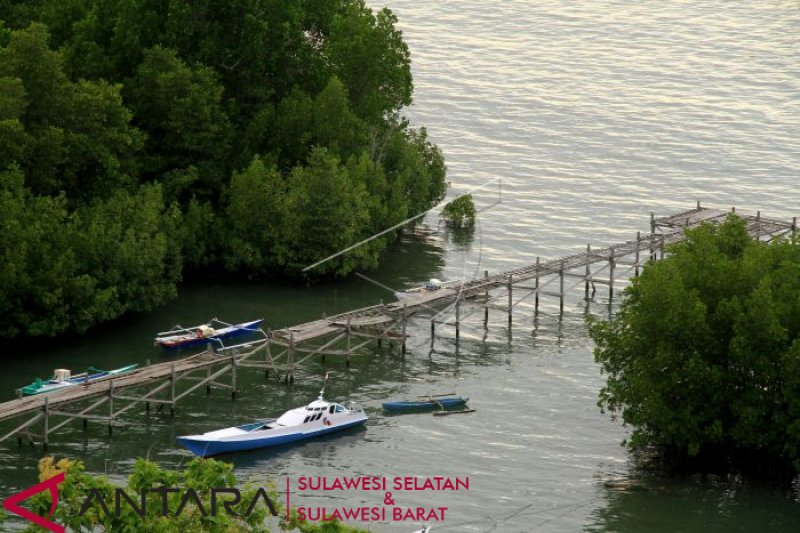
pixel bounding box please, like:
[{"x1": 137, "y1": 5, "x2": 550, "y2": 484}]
[{"x1": 0, "y1": 205, "x2": 795, "y2": 446}]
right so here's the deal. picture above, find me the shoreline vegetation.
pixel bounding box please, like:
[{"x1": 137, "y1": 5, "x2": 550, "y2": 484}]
[
  {"x1": 1, "y1": 456, "x2": 368, "y2": 532},
  {"x1": 0, "y1": 0, "x2": 447, "y2": 339},
  {"x1": 590, "y1": 215, "x2": 800, "y2": 482}
]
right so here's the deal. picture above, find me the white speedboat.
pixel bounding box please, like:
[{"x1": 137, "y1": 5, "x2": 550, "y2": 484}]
[{"x1": 177, "y1": 377, "x2": 367, "y2": 457}]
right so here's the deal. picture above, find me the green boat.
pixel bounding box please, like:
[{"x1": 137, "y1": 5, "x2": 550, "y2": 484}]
[{"x1": 19, "y1": 364, "x2": 139, "y2": 396}]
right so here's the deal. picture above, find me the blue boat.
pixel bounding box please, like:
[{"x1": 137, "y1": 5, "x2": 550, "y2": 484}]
[
  {"x1": 382, "y1": 396, "x2": 469, "y2": 411},
  {"x1": 177, "y1": 377, "x2": 367, "y2": 457},
  {"x1": 155, "y1": 318, "x2": 264, "y2": 350}
]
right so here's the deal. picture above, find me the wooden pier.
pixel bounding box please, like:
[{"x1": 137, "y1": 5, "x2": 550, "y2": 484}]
[{"x1": 0, "y1": 205, "x2": 795, "y2": 448}]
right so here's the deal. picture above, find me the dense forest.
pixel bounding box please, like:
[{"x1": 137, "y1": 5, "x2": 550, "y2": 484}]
[
  {"x1": 0, "y1": 1, "x2": 447, "y2": 338},
  {"x1": 591, "y1": 216, "x2": 800, "y2": 478}
]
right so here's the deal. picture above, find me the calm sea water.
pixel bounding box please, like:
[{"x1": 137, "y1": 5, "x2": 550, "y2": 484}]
[{"x1": 2, "y1": 1, "x2": 799, "y2": 531}]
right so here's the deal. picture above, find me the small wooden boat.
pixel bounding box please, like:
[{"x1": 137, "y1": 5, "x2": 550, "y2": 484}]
[
  {"x1": 19, "y1": 364, "x2": 139, "y2": 396},
  {"x1": 178, "y1": 375, "x2": 367, "y2": 457},
  {"x1": 394, "y1": 278, "x2": 448, "y2": 300},
  {"x1": 154, "y1": 318, "x2": 264, "y2": 350},
  {"x1": 382, "y1": 394, "x2": 469, "y2": 412}
]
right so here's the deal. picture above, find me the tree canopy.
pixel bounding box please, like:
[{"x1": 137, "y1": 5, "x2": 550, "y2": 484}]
[
  {"x1": 590, "y1": 215, "x2": 800, "y2": 478},
  {"x1": 0, "y1": 0, "x2": 447, "y2": 337}
]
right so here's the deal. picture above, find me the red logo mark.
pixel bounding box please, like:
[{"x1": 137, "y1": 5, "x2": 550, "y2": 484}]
[{"x1": 2, "y1": 472, "x2": 65, "y2": 533}]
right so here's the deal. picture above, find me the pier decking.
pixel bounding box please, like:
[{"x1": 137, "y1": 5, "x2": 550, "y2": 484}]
[{"x1": 0, "y1": 205, "x2": 795, "y2": 448}]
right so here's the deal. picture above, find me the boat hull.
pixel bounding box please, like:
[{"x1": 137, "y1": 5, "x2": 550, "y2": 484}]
[
  {"x1": 19, "y1": 364, "x2": 139, "y2": 396},
  {"x1": 178, "y1": 416, "x2": 367, "y2": 457},
  {"x1": 382, "y1": 397, "x2": 468, "y2": 411},
  {"x1": 156, "y1": 319, "x2": 264, "y2": 351}
]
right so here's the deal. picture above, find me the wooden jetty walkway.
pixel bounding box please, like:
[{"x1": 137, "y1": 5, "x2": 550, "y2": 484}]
[{"x1": 0, "y1": 205, "x2": 795, "y2": 448}]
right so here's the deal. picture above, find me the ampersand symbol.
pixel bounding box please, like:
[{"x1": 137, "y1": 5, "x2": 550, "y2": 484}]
[{"x1": 384, "y1": 492, "x2": 395, "y2": 505}]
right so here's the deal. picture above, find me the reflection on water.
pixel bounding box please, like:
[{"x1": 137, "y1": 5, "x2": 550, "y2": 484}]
[{"x1": 588, "y1": 470, "x2": 800, "y2": 532}]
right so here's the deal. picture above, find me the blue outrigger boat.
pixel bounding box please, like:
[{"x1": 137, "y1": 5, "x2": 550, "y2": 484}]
[
  {"x1": 382, "y1": 395, "x2": 469, "y2": 412},
  {"x1": 154, "y1": 318, "x2": 264, "y2": 350},
  {"x1": 178, "y1": 375, "x2": 367, "y2": 457}
]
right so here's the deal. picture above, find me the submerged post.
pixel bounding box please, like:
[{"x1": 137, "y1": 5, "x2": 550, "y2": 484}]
[
  {"x1": 455, "y1": 298, "x2": 461, "y2": 340},
  {"x1": 288, "y1": 333, "x2": 295, "y2": 384},
  {"x1": 507, "y1": 275, "x2": 513, "y2": 325},
  {"x1": 608, "y1": 248, "x2": 616, "y2": 301},
  {"x1": 559, "y1": 261, "x2": 565, "y2": 314},
  {"x1": 231, "y1": 353, "x2": 237, "y2": 400},
  {"x1": 108, "y1": 380, "x2": 114, "y2": 436},
  {"x1": 584, "y1": 244, "x2": 591, "y2": 299},
  {"x1": 635, "y1": 231, "x2": 641, "y2": 277},
  {"x1": 484, "y1": 270, "x2": 489, "y2": 325},
  {"x1": 756, "y1": 210, "x2": 761, "y2": 240},
  {"x1": 265, "y1": 338, "x2": 272, "y2": 378},
  {"x1": 170, "y1": 363, "x2": 176, "y2": 417},
  {"x1": 401, "y1": 304, "x2": 407, "y2": 355},
  {"x1": 346, "y1": 316, "x2": 352, "y2": 368},
  {"x1": 534, "y1": 257, "x2": 540, "y2": 314},
  {"x1": 43, "y1": 396, "x2": 49, "y2": 450}
]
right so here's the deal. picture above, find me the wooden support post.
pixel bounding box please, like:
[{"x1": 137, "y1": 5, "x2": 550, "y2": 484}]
[
  {"x1": 231, "y1": 354, "x2": 237, "y2": 400},
  {"x1": 265, "y1": 340, "x2": 272, "y2": 378},
  {"x1": 584, "y1": 244, "x2": 591, "y2": 299},
  {"x1": 401, "y1": 304, "x2": 407, "y2": 355},
  {"x1": 507, "y1": 275, "x2": 513, "y2": 325},
  {"x1": 288, "y1": 334, "x2": 295, "y2": 384},
  {"x1": 697, "y1": 200, "x2": 701, "y2": 210},
  {"x1": 43, "y1": 396, "x2": 49, "y2": 450},
  {"x1": 731, "y1": 206, "x2": 736, "y2": 213},
  {"x1": 650, "y1": 212, "x2": 657, "y2": 261},
  {"x1": 635, "y1": 232, "x2": 641, "y2": 277},
  {"x1": 170, "y1": 363, "x2": 176, "y2": 417},
  {"x1": 659, "y1": 236, "x2": 665, "y2": 260},
  {"x1": 455, "y1": 298, "x2": 461, "y2": 340},
  {"x1": 534, "y1": 257, "x2": 540, "y2": 314},
  {"x1": 108, "y1": 380, "x2": 114, "y2": 435},
  {"x1": 792, "y1": 217, "x2": 797, "y2": 242},
  {"x1": 345, "y1": 316, "x2": 352, "y2": 368},
  {"x1": 608, "y1": 249, "x2": 616, "y2": 301},
  {"x1": 484, "y1": 270, "x2": 489, "y2": 325},
  {"x1": 756, "y1": 210, "x2": 761, "y2": 240},
  {"x1": 559, "y1": 261, "x2": 565, "y2": 314}
]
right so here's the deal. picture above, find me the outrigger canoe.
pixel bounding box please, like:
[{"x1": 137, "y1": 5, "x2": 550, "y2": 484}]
[
  {"x1": 178, "y1": 375, "x2": 367, "y2": 457},
  {"x1": 382, "y1": 395, "x2": 469, "y2": 412},
  {"x1": 154, "y1": 318, "x2": 264, "y2": 350},
  {"x1": 19, "y1": 364, "x2": 139, "y2": 396}
]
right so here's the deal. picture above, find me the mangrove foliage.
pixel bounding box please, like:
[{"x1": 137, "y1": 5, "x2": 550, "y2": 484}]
[
  {"x1": 590, "y1": 215, "x2": 800, "y2": 478},
  {"x1": 0, "y1": 1, "x2": 447, "y2": 338}
]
